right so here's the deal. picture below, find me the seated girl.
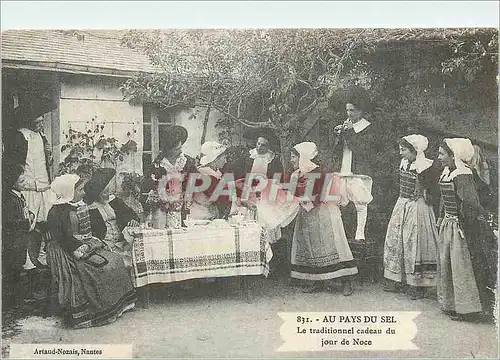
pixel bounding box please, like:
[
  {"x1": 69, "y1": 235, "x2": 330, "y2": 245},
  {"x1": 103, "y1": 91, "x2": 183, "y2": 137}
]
[
  {"x1": 190, "y1": 141, "x2": 236, "y2": 220},
  {"x1": 84, "y1": 168, "x2": 140, "y2": 268},
  {"x1": 46, "y1": 173, "x2": 136, "y2": 329}
]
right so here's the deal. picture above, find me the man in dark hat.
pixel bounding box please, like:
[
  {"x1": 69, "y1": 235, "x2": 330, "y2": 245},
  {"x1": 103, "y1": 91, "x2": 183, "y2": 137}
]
[
  {"x1": 3, "y1": 100, "x2": 58, "y2": 268},
  {"x1": 242, "y1": 128, "x2": 283, "y2": 180},
  {"x1": 332, "y1": 91, "x2": 376, "y2": 241}
]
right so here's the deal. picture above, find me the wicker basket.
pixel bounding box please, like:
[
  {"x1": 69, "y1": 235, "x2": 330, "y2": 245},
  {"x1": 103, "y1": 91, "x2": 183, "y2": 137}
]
[{"x1": 348, "y1": 239, "x2": 382, "y2": 284}]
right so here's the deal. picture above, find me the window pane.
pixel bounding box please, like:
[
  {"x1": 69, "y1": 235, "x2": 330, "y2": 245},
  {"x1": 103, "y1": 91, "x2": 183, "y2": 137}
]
[
  {"x1": 157, "y1": 108, "x2": 173, "y2": 124},
  {"x1": 143, "y1": 104, "x2": 151, "y2": 123},
  {"x1": 142, "y1": 152, "x2": 152, "y2": 170},
  {"x1": 143, "y1": 125, "x2": 151, "y2": 151},
  {"x1": 141, "y1": 152, "x2": 153, "y2": 199}
]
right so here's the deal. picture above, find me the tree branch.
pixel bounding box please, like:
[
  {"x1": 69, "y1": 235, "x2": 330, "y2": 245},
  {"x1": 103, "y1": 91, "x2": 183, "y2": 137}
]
[
  {"x1": 296, "y1": 89, "x2": 311, "y2": 113},
  {"x1": 159, "y1": 98, "x2": 276, "y2": 130},
  {"x1": 212, "y1": 104, "x2": 276, "y2": 129},
  {"x1": 258, "y1": 90, "x2": 266, "y2": 121},
  {"x1": 334, "y1": 29, "x2": 367, "y2": 76},
  {"x1": 299, "y1": 97, "x2": 321, "y2": 116}
]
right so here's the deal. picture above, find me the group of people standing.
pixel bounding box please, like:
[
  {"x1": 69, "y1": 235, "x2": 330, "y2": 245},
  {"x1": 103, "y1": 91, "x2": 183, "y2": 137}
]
[
  {"x1": 139, "y1": 93, "x2": 497, "y2": 323},
  {"x1": 2, "y1": 94, "x2": 497, "y2": 329},
  {"x1": 384, "y1": 135, "x2": 497, "y2": 322}
]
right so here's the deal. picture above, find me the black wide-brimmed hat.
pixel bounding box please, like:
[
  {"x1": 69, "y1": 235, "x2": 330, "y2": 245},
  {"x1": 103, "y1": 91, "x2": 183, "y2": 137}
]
[
  {"x1": 84, "y1": 167, "x2": 116, "y2": 201},
  {"x1": 17, "y1": 96, "x2": 58, "y2": 124}
]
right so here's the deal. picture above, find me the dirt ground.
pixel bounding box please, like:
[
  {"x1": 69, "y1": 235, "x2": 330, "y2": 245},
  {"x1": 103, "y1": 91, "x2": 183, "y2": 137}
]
[{"x1": 2, "y1": 276, "x2": 498, "y2": 359}]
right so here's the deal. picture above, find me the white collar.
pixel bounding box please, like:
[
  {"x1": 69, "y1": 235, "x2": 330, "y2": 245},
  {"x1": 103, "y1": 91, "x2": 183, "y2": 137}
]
[
  {"x1": 440, "y1": 166, "x2": 472, "y2": 181},
  {"x1": 72, "y1": 200, "x2": 87, "y2": 207},
  {"x1": 400, "y1": 157, "x2": 433, "y2": 174},
  {"x1": 19, "y1": 127, "x2": 40, "y2": 135},
  {"x1": 159, "y1": 153, "x2": 187, "y2": 173},
  {"x1": 198, "y1": 166, "x2": 222, "y2": 179},
  {"x1": 54, "y1": 199, "x2": 78, "y2": 206},
  {"x1": 292, "y1": 164, "x2": 319, "y2": 176},
  {"x1": 249, "y1": 148, "x2": 275, "y2": 163},
  {"x1": 87, "y1": 195, "x2": 116, "y2": 210},
  {"x1": 350, "y1": 118, "x2": 371, "y2": 133}
]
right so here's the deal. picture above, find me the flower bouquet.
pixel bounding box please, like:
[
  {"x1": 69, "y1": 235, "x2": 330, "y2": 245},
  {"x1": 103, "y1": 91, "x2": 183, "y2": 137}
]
[{"x1": 145, "y1": 175, "x2": 185, "y2": 229}]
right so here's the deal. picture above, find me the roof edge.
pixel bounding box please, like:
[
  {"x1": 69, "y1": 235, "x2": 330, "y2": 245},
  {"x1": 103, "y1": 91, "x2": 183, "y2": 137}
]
[{"x1": 1, "y1": 60, "x2": 154, "y2": 78}]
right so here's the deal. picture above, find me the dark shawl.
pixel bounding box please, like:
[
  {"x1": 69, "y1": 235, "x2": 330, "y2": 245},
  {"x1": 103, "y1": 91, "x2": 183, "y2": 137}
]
[
  {"x1": 46, "y1": 203, "x2": 83, "y2": 254},
  {"x1": 401, "y1": 161, "x2": 441, "y2": 210},
  {"x1": 440, "y1": 174, "x2": 498, "y2": 313},
  {"x1": 292, "y1": 166, "x2": 330, "y2": 209},
  {"x1": 194, "y1": 171, "x2": 233, "y2": 219},
  {"x1": 88, "y1": 198, "x2": 139, "y2": 242},
  {"x1": 2, "y1": 190, "x2": 41, "y2": 272}
]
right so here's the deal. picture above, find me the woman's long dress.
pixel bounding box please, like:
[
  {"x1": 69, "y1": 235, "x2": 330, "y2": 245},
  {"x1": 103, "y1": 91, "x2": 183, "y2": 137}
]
[
  {"x1": 239, "y1": 151, "x2": 295, "y2": 243},
  {"x1": 383, "y1": 165, "x2": 439, "y2": 286},
  {"x1": 438, "y1": 174, "x2": 497, "y2": 315},
  {"x1": 290, "y1": 168, "x2": 358, "y2": 280},
  {"x1": 46, "y1": 203, "x2": 136, "y2": 329},
  {"x1": 88, "y1": 197, "x2": 139, "y2": 268}
]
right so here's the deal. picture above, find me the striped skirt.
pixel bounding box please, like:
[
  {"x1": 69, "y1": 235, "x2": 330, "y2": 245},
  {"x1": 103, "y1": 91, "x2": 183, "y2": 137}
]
[
  {"x1": 46, "y1": 240, "x2": 136, "y2": 329},
  {"x1": 291, "y1": 203, "x2": 358, "y2": 280}
]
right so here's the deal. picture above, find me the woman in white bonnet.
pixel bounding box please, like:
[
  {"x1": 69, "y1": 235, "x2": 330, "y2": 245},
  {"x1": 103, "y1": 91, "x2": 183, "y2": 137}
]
[
  {"x1": 437, "y1": 138, "x2": 497, "y2": 322},
  {"x1": 190, "y1": 141, "x2": 235, "y2": 220},
  {"x1": 288, "y1": 142, "x2": 358, "y2": 295},
  {"x1": 383, "y1": 134, "x2": 439, "y2": 299},
  {"x1": 46, "y1": 173, "x2": 136, "y2": 329}
]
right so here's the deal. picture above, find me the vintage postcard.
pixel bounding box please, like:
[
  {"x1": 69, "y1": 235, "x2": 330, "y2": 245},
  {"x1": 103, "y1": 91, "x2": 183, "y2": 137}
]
[{"x1": 1, "y1": 1, "x2": 498, "y2": 359}]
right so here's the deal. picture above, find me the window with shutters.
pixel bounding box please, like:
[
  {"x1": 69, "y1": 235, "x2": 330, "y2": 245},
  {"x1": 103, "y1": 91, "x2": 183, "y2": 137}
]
[{"x1": 142, "y1": 104, "x2": 175, "y2": 170}]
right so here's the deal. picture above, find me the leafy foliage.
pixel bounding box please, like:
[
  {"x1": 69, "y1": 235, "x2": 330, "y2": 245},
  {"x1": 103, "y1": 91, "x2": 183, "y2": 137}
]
[
  {"x1": 121, "y1": 28, "x2": 497, "y2": 149},
  {"x1": 121, "y1": 29, "x2": 379, "y2": 170},
  {"x1": 58, "y1": 118, "x2": 138, "y2": 175}
]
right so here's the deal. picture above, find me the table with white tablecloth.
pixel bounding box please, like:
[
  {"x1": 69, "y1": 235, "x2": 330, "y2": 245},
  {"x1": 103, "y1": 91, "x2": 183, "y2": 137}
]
[{"x1": 127, "y1": 224, "x2": 273, "y2": 301}]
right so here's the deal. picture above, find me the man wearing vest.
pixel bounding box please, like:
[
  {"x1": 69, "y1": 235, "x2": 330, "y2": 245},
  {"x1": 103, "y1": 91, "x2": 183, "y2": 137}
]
[
  {"x1": 7, "y1": 103, "x2": 57, "y2": 269},
  {"x1": 333, "y1": 93, "x2": 375, "y2": 241}
]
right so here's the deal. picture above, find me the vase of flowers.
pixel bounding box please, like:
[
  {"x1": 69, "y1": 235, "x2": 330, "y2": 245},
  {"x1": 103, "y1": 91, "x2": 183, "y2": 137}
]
[
  {"x1": 145, "y1": 176, "x2": 185, "y2": 229},
  {"x1": 165, "y1": 203, "x2": 183, "y2": 229},
  {"x1": 145, "y1": 189, "x2": 167, "y2": 229}
]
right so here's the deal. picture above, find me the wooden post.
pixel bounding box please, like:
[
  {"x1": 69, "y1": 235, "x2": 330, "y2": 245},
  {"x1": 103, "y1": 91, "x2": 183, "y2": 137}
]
[
  {"x1": 239, "y1": 276, "x2": 252, "y2": 304},
  {"x1": 139, "y1": 286, "x2": 150, "y2": 309},
  {"x1": 50, "y1": 77, "x2": 61, "y2": 177},
  {"x1": 200, "y1": 104, "x2": 212, "y2": 146}
]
